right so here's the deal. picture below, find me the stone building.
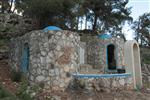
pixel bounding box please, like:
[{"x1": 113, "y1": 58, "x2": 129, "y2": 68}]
[
  {"x1": 9, "y1": 27, "x2": 142, "y2": 91},
  {"x1": 79, "y1": 35, "x2": 125, "y2": 74}
]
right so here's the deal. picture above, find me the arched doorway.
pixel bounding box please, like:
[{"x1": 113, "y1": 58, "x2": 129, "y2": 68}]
[
  {"x1": 124, "y1": 40, "x2": 142, "y2": 89},
  {"x1": 133, "y1": 43, "x2": 142, "y2": 88},
  {"x1": 107, "y1": 44, "x2": 116, "y2": 70},
  {"x1": 21, "y1": 43, "x2": 29, "y2": 73}
]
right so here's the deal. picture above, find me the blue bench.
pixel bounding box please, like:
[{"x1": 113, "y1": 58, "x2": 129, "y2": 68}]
[{"x1": 72, "y1": 73, "x2": 131, "y2": 78}]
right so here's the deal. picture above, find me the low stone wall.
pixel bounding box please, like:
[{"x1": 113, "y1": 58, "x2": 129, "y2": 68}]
[{"x1": 73, "y1": 77, "x2": 133, "y2": 91}]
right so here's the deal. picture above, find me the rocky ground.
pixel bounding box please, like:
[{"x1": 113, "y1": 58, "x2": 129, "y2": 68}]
[
  {"x1": 35, "y1": 88, "x2": 150, "y2": 100},
  {"x1": 0, "y1": 60, "x2": 19, "y2": 93},
  {"x1": 0, "y1": 59, "x2": 150, "y2": 100}
]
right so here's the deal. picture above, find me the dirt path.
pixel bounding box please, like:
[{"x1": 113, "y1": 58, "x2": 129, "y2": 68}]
[
  {"x1": 66, "y1": 89, "x2": 150, "y2": 100},
  {"x1": 0, "y1": 60, "x2": 18, "y2": 93}
]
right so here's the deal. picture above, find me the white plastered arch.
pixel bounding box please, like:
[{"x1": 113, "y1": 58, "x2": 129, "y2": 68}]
[{"x1": 124, "y1": 40, "x2": 142, "y2": 89}]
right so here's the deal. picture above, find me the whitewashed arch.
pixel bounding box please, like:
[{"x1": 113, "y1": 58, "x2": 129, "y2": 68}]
[{"x1": 124, "y1": 40, "x2": 142, "y2": 89}]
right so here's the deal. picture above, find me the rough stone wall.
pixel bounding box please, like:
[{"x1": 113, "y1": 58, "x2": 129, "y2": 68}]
[
  {"x1": 85, "y1": 37, "x2": 125, "y2": 73},
  {"x1": 74, "y1": 76, "x2": 134, "y2": 91},
  {"x1": 10, "y1": 30, "x2": 80, "y2": 91},
  {"x1": 9, "y1": 31, "x2": 134, "y2": 91},
  {"x1": 142, "y1": 64, "x2": 150, "y2": 86},
  {"x1": 100, "y1": 38, "x2": 125, "y2": 70},
  {"x1": 9, "y1": 38, "x2": 23, "y2": 71},
  {"x1": 85, "y1": 37, "x2": 102, "y2": 68}
]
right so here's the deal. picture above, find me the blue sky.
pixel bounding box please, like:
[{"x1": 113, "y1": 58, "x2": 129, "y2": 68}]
[
  {"x1": 123, "y1": 0, "x2": 150, "y2": 40},
  {"x1": 127, "y1": 0, "x2": 150, "y2": 20}
]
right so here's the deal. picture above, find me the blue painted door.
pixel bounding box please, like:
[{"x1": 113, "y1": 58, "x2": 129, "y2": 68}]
[{"x1": 21, "y1": 45, "x2": 29, "y2": 73}]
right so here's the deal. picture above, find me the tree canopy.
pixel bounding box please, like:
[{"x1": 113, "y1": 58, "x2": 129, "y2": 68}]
[
  {"x1": 132, "y1": 13, "x2": 150, "y2": 47},
  {"x1": 0, "y1": 0, "x2": 14, "y2": 13},
  {"x1": 15, "y1": 0, "x2": 80, "y2": 29},
  {"x1": 14, "y1": 0, "x2": 132, "y2": 33},
  {"x1": 82, "y1": 0, "x2": 132, "y2": 31}
]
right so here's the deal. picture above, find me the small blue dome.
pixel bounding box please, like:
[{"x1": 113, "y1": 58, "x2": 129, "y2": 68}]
[
  {"x1": 43, "y1": 26, "x2": 62, "y2": 32},
  {"x1": 97, "y1": 34, "x2": 112, "y2": 39}
]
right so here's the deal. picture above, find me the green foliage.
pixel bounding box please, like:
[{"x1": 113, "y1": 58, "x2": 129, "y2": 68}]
[
  {"x1": 82, "y1": 0, "x2": 132, "y2": 31},
  {"x1": 132, "y1": 13, "x2": 150, "y2": 47},
  {"x1": 15, "y1": 0, "x2": 80, "y2": 29},
  {"x1": 0, "y1": 0, "x2": 10, "y2": 13},
  {"x1": 0, "y1": 72, "x2": 40, "y2": 100},
  {"x1": 16, "y1": 76, "x2": 33, "y2": 100},
  {"x1": 72, "y1": 79, "x2": 86, "y2": 89},
  {"x1": 142, "y1": 54, "x2": 150, "y2": 64},
  {"x1": 11, "y1": 70, "x2": 22, "y2": 82},
  {"x1": 15, "y1": 75, "x2": 45, "y2": 100},
  {"x1": 14, "y1": 0, "x2": 132, "y2": 34},
  {"x1": 0, "y1": 84, "x2": 17, "y2": 100},
  {"x1": 17, "y1": 92, "x2": 33, "y2": 100}
]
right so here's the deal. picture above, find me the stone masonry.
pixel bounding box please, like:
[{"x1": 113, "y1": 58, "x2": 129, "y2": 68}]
[
  {"x1": 81, "y1": 36, "x2": 125, "y2": 73},
  {"x1": 9, "y1": 30, "x2": 136, "y2": 91},
  {"x1": 10, "y1": 30, "x2": 80, "y2": 91}
]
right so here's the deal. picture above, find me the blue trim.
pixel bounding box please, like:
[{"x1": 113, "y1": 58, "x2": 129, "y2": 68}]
[
  {"x1": 21, "y1": 43, "x2": 29, "y2": 73},
  {"x1": 97, "y1": 34, "x2": 112, "y2": 39},
  {"x1": 72, "y1": 73, "x2": 131, "y2": 78},
  {"x1": 43, "y1": 26, "x2": 62, "y2": 32}
]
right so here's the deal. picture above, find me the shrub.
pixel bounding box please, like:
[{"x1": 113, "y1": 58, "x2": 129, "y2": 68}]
[
  {"x1": 16, "y1": 76, "x2": 33, "y2": 100},
  {"x1": 11, "y1": 70, "x2": 22, "y2": 82},
  {"x1": 0, "y1": 84, "x2": 17, "y2": 100}
]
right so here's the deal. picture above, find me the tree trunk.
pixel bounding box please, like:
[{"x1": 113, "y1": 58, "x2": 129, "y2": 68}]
[
  {"x1": 1, "y1": 0, "x2": 4, "y2": 13},
  {"x1": 81, "y1": 19, "x2": 83, "y2": 30},
  {"x1": 85, "y1": 15, "x2": 87, "y2": 29},
  {"x1": 135, "y1": 32, "x2": 139, "y2": 42},
  {"x1": 141, "y1": 35, "x2": 143, "y2": 46},
  {"x1": 9, "y1": 0, "x2": 13, "y2": 13},
  {"x1": 77, "y1": 16, "x2": 79, "y2": 30},
  {"x1": 93, "y1": 14, "x2": 98, "y2": 31}
]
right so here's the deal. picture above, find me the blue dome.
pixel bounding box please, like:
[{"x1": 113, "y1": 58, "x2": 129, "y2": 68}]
[
  {"x1": 97, "y1": 34, "x2": 112, "y2": 39},
  {"x1": 43, "y1": 26, "x2": 62, "y2": 32}
]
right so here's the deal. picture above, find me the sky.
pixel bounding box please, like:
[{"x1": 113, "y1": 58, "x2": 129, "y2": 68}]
[
  {"x1": 127, "y1": 0, "x2": 150, "y2": 20},
  {"x1": 124, "y1": 0, "x2": 150, "y2": 40}
]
